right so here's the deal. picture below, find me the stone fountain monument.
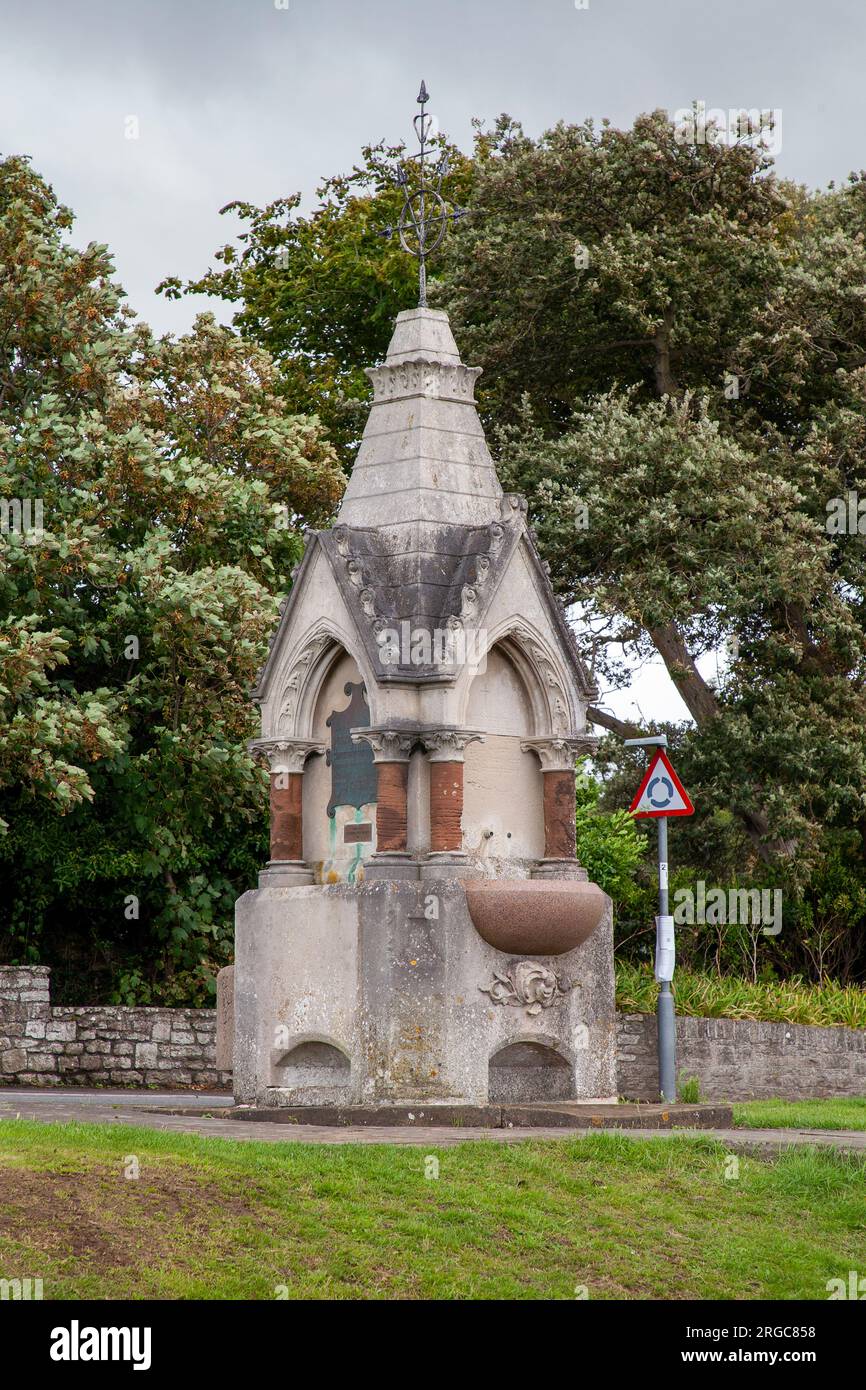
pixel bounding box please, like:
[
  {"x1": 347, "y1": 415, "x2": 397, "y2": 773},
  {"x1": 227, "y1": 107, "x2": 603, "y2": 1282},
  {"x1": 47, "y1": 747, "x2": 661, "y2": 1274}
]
[{"x1": 231, "y1": 86, "x2": 616, "y2": 1112}]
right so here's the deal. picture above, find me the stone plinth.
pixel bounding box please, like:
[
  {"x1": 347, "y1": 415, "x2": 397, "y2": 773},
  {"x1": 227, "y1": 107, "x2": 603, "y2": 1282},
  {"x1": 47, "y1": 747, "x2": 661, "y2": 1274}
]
[{"x1": 233, "y1": 879, "x2": 616, "y2": 1108}]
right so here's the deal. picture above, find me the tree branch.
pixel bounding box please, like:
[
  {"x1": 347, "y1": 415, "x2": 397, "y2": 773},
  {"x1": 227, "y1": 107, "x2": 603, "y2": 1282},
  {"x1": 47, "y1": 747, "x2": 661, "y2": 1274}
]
[
  {"x1": 586, "y1": 705, "x2": 645, "y2": 740},
  {"x1": 647, "y1": 621, "x2": 721, "y2": 727},
  {"x1": 652, "y1": 308, "x2": 678, "y2": 397}
]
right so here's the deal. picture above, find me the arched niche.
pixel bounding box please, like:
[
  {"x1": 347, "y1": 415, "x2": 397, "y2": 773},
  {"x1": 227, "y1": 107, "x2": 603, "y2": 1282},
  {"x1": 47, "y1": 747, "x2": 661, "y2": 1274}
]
[
  {"x1": 271, "y1": 1038, "x2": 351, "y2": 1098},
  {"x1": 461, "y1": 641, "x2": 545, "y2": 871},
  {"x1": 273, "y1": 622, "x2": 368, "y2": 741},
  {"x1": 488, "y1": 1040, "x2": 574, "y2": 1103},
  {"x1": 302, "y1": 646, "x2": 377, "y2": 882}
]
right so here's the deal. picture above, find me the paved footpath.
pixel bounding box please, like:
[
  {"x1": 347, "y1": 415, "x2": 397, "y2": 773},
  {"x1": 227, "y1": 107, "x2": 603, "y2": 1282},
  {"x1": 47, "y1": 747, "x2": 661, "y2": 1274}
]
[{"x1": 1, "y1": 1089, "x2": 864, "y2": 1154}]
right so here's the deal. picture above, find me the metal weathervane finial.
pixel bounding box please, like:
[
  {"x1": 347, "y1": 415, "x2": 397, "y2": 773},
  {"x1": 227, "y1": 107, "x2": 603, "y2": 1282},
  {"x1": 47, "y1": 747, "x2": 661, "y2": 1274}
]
[{"x1": 381, "y1": 80, "x2": 467, "y2": 308}]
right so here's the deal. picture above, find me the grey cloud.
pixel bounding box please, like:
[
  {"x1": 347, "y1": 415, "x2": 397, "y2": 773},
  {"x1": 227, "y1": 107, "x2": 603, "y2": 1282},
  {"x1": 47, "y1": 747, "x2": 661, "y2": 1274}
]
[{"x1": 1, "y1": 0, "x2": 863, "y2": 338}]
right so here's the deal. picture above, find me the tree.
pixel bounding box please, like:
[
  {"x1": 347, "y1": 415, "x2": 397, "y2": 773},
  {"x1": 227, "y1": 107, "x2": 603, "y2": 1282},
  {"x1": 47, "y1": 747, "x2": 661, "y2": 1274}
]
[
  {"x1": 158, "y1": 139, "x2": 473, "y2": 466},
  {"x1": 161, "y1": 110, "x2": 866, "y2": 981},
  {"x1": 0, "y1": 155, "x2": 345, "y2": 1003}
]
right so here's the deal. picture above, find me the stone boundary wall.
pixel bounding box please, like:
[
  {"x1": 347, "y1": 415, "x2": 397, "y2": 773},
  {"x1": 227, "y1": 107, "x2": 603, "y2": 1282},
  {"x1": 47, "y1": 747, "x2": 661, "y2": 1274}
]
[
  {"x1": 617, "y1": 1012, "x2": 866, "y2": 1102},
  {"x1": 1, "y1": 967, "x2": 864, "y2": 1098},
  {"x1": 0, "y1": 967, "x2": 231, "y2": 1089}
]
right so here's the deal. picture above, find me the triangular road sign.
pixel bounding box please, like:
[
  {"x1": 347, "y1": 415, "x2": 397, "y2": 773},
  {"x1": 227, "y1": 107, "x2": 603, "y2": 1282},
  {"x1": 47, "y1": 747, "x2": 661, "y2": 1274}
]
[{"x1": 629, "y1": 749, "x2": 694, "y2": 818}]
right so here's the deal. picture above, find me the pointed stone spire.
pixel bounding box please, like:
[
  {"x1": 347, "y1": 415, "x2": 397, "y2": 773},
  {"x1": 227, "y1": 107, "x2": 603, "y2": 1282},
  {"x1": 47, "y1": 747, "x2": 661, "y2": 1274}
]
[{"x1": 336, "y1": 307, "x2": 503, "y2": 527}]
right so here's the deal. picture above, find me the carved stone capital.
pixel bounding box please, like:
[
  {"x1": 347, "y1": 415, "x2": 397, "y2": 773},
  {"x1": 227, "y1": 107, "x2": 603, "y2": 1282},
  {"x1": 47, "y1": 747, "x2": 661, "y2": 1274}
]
[
  {"x1": 420, "y1": 728, "x2": 485, "y2": 763},
  {"x1": 520, "y1": 735, "x2": 597, "y2": 772},
  {"x1": 364, "y1": 358, "x2": 482, "y2": 404},
  {"x1": 350, "y1": 727, "x2": 417, "y2": 763},
  {"x1": 248, "y1": 738, "x2": 326, "y2": 775}
]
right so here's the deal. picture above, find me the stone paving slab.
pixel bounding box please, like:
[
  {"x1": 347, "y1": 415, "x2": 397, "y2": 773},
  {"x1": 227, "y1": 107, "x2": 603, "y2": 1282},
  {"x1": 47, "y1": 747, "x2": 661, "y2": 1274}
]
[
  {"x1": 0, "y1": 1090, "x2": 864, "y2": 1152},
  {"x1": 227, "y1": 1100, "x2": 733, "y2": 1129},
  {"x1": 0, "y1": 1088, "x2": 233, "y2": 1109}
]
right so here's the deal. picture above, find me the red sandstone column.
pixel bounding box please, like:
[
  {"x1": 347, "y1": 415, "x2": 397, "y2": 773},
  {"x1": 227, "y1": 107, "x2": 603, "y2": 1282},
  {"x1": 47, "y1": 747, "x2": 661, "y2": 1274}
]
[
  {"x1": 350, "y1": 729, "x2": 416, "y2": 862},
  {"x1": 270, "y1": 771, "x2": 303, "y2": 861},
  {"x1": 249, "y1": 738, "x2": 324, "y2": 871},
  {"x1": 422, "y1": 730, "x2": 483, "y2": 859},
  {"x1": 376, "y1": 760, "x2": 409, "y2": 853},
  {"x1": 429, "y1": 760, "x2": 464, "y2": 853},
  {"x1": 542, "y1": 768, "x2": 577, "y2": 860},
  {"x1": 521, "y1": 736, "x2": 596, "y2": 876}
]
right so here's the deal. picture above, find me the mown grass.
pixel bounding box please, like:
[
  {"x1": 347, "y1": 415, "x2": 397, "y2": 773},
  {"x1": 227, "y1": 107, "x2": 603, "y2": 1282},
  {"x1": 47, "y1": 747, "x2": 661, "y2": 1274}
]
[
  {"x1": 0, "y1": 1119, "x2": 863, "y2": 1300},
  {"x1": 616, "y1": 964, "x2": 866, "y2": 1028},
  {"x1": 734, "y1": 1098, "x2": 866, "y2": 1132}
]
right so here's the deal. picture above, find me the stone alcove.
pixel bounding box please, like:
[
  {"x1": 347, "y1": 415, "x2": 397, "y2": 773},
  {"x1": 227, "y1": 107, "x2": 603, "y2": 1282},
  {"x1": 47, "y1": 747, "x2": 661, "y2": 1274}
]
[
  {"x1": 271, "y1": 1037, "x2": 351, "y2": 1103},
  {"x1": 301, "y1": 645, "x2": 377, "y2": 883},
  {"x1": 488, "y1": 1038, "x2": 574, "y2": 1103},
  {"x1": 461, "y1": 639, "x2": 546, "y2": 874}
]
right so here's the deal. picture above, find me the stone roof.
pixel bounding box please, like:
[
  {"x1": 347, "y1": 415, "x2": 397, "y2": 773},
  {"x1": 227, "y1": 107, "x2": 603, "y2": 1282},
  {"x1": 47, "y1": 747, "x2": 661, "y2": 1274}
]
[
  {"x1": 253, "y1": 307, "x2": 597, "y2": 700},
  {"x1": 318, "y1": 506, "x2": 524, "y2": 682},
  {"x1": 336, "y1": 307, "x2": 503, "y2": 527}
]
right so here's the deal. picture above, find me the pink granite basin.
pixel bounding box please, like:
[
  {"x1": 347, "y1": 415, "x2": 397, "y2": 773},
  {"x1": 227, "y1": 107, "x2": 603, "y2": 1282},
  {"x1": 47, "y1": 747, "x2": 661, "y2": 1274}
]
[{"x1": 464, "y1": 879, "x2": 608, "y2": 956}]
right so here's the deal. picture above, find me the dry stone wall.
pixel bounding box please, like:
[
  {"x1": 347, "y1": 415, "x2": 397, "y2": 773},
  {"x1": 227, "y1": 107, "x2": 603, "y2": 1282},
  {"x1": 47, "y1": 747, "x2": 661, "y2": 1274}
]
[
  {"x1": 617, "y1": 1012, "x2": 866, "y2": 1101},
  {"x1": 0, "y1": 967, "x2": 230, "y2": 1089},
  {"x1": 2, "y1": 968, "x2": 864, "y2": 1099}
]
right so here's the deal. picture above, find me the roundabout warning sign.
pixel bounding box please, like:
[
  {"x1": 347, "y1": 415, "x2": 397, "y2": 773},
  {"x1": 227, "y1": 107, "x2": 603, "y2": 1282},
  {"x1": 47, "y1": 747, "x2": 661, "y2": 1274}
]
[{"x1": 629, "y1": 748, "x2": 694, "y2": 819}]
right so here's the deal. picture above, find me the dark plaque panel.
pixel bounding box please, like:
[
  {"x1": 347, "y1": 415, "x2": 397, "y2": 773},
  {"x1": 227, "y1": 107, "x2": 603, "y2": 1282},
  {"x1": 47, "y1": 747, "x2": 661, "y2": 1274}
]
[
  {"x1": 344, "y1": 822, "x2": 373, "y2": 844},
  {"x1": 326, "y1": 682, "x2": 377, "y2": 818}
]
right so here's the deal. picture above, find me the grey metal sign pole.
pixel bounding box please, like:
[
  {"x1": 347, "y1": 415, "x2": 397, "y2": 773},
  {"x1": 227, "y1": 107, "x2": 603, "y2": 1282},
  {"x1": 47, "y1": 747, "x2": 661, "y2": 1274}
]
[
  {"x1": 625, "y1": 734, "x2": 677, "y2": 1102},
  {"x1": 655, "y1": 812, "x2": 677, "y2": 1101}
]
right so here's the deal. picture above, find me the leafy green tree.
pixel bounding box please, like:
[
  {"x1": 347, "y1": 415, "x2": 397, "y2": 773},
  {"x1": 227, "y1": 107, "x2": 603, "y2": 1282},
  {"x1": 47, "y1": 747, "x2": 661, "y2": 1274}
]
[
  {"x1": 0, "y1": 155, "x2": 344, "y2": 1003},
  {"x1": 158, "y1": 139, "x2": 473, "y2": 465},
  {"x1": 158, "y1": 109, "x2": 866, "y2": 982}
]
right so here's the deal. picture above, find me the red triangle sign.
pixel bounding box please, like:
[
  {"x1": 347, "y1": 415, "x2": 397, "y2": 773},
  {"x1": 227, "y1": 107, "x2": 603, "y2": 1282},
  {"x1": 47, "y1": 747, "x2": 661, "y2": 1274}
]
[{"x1": 629, "y1": 749, "x2": 694, "y2": 818}]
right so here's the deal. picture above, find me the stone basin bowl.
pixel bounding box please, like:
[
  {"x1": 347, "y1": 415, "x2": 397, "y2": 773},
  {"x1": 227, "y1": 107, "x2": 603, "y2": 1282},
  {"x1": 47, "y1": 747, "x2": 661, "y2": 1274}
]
[{"x1": 463, "y1": 879, "x2": 608, "y2": 956}]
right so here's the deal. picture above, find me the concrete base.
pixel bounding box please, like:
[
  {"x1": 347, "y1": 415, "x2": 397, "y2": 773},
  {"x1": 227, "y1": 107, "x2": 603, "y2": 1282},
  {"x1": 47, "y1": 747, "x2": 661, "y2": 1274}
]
[
  {"x1": 258, "y1": 862, "x2": 315, "y2": 887},
  {"x1": 228, "y1": 1101, "x2": 733, "y2": 1130},
  {"x1": 234, "y1": 878, "x2": 616, "y2": 1108},
  {"x1": 418, "y1": 855, "x2": 478, "y2": 881},
  {"x1": 363, "y1": 855, "x2": 421, "y2": 881},
  {"x1": 531, "y1": 859, "x2": 588, "y2": 881}
]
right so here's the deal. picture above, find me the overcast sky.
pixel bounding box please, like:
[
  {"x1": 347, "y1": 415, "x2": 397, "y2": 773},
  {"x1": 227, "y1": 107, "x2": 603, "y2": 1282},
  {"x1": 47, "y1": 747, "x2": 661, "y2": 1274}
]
[{"x1": 2, "y1": 0, "x2": 863, "y2": 723}]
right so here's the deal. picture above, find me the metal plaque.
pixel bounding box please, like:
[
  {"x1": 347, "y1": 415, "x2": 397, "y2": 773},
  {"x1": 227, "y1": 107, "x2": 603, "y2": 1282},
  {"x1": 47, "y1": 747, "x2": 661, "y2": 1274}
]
[
  {"x1": 326, "y1": 682, "x2": 377, "y2": 818},
  {"x1": 344, "y1": 822, "x2": 373, "y2": 844}
]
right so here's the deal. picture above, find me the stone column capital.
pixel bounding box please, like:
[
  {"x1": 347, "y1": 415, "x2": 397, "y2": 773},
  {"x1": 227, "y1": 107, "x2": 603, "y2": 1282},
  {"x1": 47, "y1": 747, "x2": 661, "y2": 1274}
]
[
  {"x1": 420, "y1": 728, "x2": 485, "y2": 764},
  {"x1": 248, "y1": 737, "x2": 326, "y2": 774},
  {"x1": 349, "y1": 726, "x2": 417, "y2": 763},
  {"x1": 520, "y1": 735, "x2": 597, "y2": 771}
]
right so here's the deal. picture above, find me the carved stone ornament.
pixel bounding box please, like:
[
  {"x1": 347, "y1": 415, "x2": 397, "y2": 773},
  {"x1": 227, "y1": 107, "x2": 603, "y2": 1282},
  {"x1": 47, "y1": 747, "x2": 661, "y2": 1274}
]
[
  {"x1": 365, "y1": 357, "x2": 482, "y2": 404},
  {"x1": 277, "y1": 632, "x2": 332, "y2": 735},
  {"x1": 520, "y1": 735, "x2": 598, "y2": 772},
  {"x1": 350, "y1": 727, "x2": 417, "y2": 763},
  {"x1": 248, "y1": 738, "x2": 325, "y2": 775},
  {"x1": 479, "y1": 961, "x2": 575, "y2": 1017},
  {"x1": 421, "y1": 728, "x2": 485, "y2": 763},
  {"x1": 528, "y1": 640, "x2": 573, "y2": 736}
]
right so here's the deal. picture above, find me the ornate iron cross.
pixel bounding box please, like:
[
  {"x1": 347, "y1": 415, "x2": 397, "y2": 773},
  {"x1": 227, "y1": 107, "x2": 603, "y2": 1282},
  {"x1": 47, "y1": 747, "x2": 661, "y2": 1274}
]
[{"x1": 381, "y1": 80, "x2": 467, "y2": 308}]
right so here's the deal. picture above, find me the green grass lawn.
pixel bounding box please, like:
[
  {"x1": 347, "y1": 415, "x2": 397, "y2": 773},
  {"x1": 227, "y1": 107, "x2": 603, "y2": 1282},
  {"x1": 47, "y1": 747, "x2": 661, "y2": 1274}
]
[
  {"x1": 734, "y1": 1097, "x2": 866, "y2": 1131},
  {"x1": 0, "y1": 1120, "x2": 863, "y2": 1299}
]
